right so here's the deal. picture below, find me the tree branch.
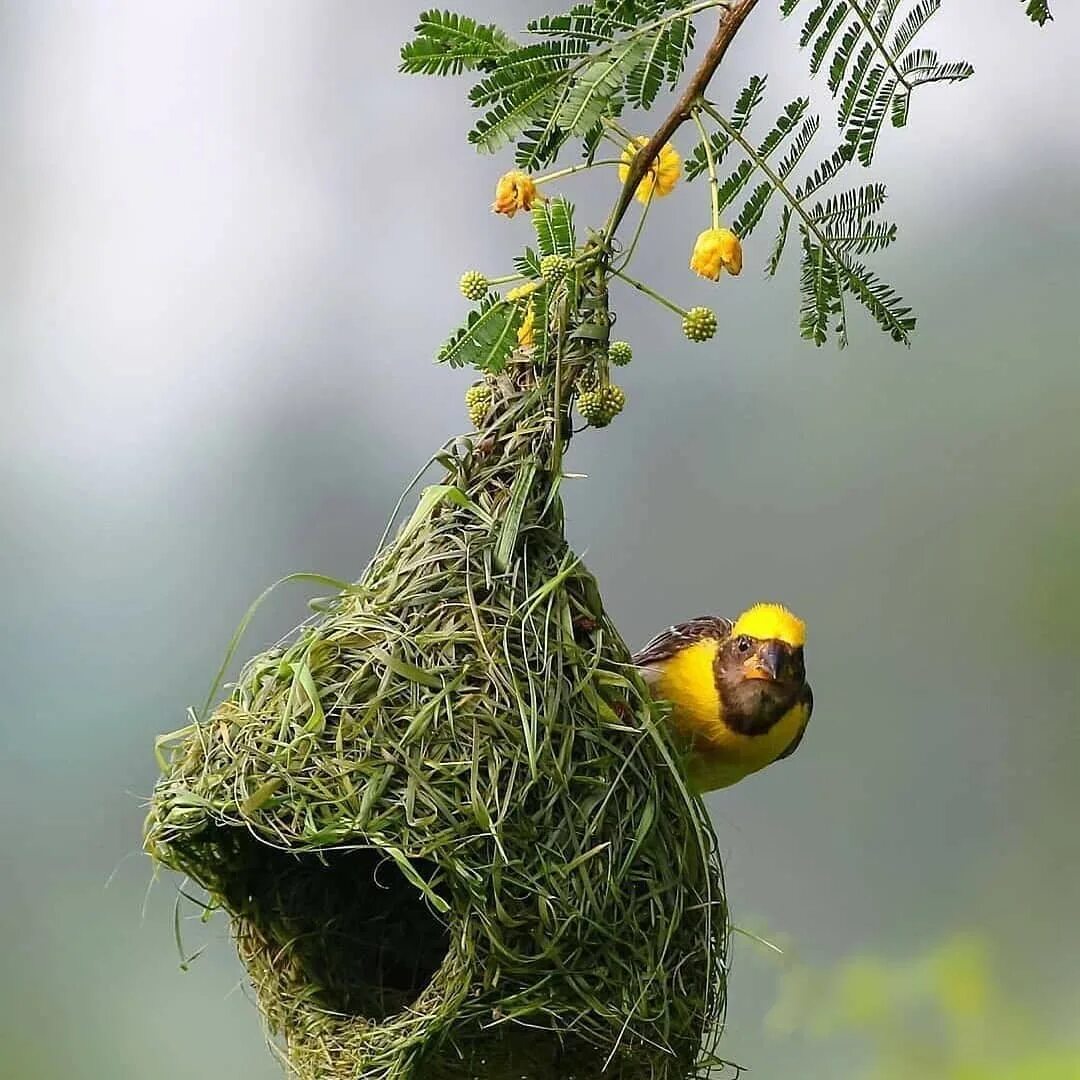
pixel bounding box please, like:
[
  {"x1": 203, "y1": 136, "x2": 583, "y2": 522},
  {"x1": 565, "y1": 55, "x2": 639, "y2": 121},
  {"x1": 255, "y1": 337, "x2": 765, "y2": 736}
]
[{"x1": 606, "y1": 0, "x2": 763, "y2": 240}]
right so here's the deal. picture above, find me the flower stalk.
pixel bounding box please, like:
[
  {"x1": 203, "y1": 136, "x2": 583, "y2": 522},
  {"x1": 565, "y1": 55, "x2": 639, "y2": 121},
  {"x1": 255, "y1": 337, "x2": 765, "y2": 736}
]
[
  {"x1": 611, "y1": 268, "x2": 687, "y2": 318},
  {"x1": 692, "y1": 106, "x2": 721, "y2": 231}
]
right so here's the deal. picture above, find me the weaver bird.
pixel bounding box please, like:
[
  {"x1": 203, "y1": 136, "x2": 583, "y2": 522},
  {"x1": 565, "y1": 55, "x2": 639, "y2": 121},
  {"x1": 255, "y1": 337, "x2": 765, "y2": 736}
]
[{"x1": 633, "y1": 603, "x2": 812, "y2": 792}]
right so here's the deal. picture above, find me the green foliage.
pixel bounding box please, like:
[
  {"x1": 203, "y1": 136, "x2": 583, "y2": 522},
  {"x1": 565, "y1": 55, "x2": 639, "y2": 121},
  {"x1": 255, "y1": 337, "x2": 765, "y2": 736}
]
[
  {"x1": 689, "y1": 79, "x2": 908, "y2": 346},
  {"x1": 628, "y1": 12, "x2": 696, "y2": 108},
  {"x1": 685, "y1": 74, "x2": 768, "y2": 178},
  {"x1": 556, "y1": 38, "x2": 650, "y2": 136},
  {"x1": 532, "y1": 196, "x2": 577, "y2": 258},
  {"x1": 766, "y1": 934, "x2": 1080, "y2": 1080},
  {"x1": 689, "y1": 79, "x2": 824, "y2": 245},
  {"x1": 441, "y1": 199, "x2": 578, "y2": 373},
  {"x1": 438, "y1": 295, "x2": 524, "y2": 371},
  {"x1": 1024, "y1": 0, "x2": 1053, "y2": 24},
  {"x1": 793, "y1": 178, "x2": 911, "y2": 346},
  {"x1": 781, "y1": 0, "x2": 974, "y2": 165},
  {"x1": 405, "y1": 3, "x2": 1059, "y2": 352},
  {"x1": 399, "y1": 10, "x2": 515, "y2": 75},
  {"x1": 402, "y1": 2, "x2": 702, "y2": 168},
  {"x1": 513, "y1": 246, "x2": 545, "y2": 280}
]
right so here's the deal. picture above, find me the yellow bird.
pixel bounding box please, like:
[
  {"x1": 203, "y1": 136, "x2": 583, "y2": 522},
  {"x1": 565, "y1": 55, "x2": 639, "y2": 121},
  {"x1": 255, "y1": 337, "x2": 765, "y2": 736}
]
[{"x1": 633, "y1": 603, "x2": 812, "y2": 792}]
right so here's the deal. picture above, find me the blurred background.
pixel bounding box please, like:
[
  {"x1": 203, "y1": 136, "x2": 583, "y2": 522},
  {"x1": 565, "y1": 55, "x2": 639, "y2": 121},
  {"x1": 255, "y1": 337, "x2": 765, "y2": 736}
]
[{"x1": 1, "y1": 2, "x2": 1077, "y2": 1077}]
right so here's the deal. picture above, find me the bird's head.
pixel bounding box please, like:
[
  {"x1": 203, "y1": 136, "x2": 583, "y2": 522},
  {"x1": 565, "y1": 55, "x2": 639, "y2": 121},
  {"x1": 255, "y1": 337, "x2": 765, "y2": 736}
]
[{"x1": 718, "y1": 603, "x2": 807, "y2": 698}]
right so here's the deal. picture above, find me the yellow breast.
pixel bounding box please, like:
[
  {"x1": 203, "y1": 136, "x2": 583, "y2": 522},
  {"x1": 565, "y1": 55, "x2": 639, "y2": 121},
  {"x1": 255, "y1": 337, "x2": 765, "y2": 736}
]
[
  {"x1": 651, "y1": 639, "x2": 725, "y2": 743},
  {"x1": 686, "y1": 699, "x2": 810, "y2": 791},
  {"x1": 651, "y1": 640, "x2": 809, "y2": 792}
]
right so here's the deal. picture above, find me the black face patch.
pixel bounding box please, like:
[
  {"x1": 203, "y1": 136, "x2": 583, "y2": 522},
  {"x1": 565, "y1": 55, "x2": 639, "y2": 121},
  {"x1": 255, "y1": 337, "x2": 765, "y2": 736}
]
[
  {"x1": 781, "y1": 645, "x2": 806, "y2": 684},
  {"x1": 713, "y1": 639, "x2": 807, "y2": 736}
]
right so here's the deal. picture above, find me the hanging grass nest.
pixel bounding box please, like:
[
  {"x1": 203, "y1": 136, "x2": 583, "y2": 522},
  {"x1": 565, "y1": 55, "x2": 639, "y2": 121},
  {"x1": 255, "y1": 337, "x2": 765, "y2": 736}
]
[{"x1": 145, "y1": 224, "x2": 729, "y2": 1079}]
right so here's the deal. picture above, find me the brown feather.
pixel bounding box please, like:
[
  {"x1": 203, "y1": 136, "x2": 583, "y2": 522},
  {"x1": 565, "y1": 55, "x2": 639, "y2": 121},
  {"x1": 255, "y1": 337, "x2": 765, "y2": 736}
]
[{"x1": 632, "y1": 615, "x2": 732, "y2": 668}]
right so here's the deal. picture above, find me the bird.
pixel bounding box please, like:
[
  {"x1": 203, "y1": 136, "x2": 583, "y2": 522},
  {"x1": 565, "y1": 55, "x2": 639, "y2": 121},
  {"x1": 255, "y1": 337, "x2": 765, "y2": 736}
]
[{"x1": 633, "y1": 603, "x2": 812, "y2": 793}]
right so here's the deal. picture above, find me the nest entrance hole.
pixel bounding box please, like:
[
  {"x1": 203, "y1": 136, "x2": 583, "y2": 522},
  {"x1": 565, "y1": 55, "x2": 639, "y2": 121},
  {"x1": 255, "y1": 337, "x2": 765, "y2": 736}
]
[{"x1": 220, "y1": 834, "x2": 450, "y2": 1022}]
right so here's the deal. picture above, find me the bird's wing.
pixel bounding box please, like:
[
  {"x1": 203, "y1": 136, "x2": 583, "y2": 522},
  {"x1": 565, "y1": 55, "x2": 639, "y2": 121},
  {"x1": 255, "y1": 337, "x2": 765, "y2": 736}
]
[{"x1": 632, "y1": 615, "x2": 733, "y2": 668}]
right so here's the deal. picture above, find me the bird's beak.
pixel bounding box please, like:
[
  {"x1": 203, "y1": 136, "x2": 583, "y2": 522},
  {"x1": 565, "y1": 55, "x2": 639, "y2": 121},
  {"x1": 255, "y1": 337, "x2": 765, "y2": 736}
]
[{"x1": 743, "y1": 640, "x2": 782, "y2": 681}]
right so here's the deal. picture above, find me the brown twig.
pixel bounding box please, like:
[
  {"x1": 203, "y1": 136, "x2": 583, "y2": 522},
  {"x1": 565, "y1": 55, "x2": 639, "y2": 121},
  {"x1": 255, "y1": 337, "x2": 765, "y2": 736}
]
[{"x1": 606, "y1": 0, "x2": 762, "y2": 241}]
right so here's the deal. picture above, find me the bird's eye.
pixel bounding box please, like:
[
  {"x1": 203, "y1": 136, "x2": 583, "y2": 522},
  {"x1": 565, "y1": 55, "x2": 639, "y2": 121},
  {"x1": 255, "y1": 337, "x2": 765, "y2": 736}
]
[{"x1": 737, "y1": 636, "x2": 752, "y2": 653}]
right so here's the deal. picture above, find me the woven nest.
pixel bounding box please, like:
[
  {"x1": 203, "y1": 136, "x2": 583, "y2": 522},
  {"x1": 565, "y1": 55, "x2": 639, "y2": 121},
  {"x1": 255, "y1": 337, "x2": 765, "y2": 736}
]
[{"x1": 145, "y1": 268, "x2": 729, "y2": 1079}]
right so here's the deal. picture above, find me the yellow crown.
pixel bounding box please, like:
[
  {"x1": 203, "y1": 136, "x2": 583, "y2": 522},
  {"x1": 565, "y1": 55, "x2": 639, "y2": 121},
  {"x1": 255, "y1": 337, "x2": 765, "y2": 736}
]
[{"x1": 732, "y1": 603, "x2": 806, "y2": 647}]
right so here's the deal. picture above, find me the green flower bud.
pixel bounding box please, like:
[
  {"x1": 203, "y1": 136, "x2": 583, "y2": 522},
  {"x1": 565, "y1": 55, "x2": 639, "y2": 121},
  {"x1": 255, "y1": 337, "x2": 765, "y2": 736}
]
[
  {"x1": 465, "y1": 383, "x2": 494, "y2": 427},
  {"x1": 459, "y1": 271, "x2": 489, "y2": 302},
  {"x1": 577, "y1": 383, "x2": 626, "y2": 428},
  {"x1": 539, "y1": 254, "x2": 573, "y2": 283},
  {"x1": 682, "y1": 306, "x2": 718, "y2": 342}
]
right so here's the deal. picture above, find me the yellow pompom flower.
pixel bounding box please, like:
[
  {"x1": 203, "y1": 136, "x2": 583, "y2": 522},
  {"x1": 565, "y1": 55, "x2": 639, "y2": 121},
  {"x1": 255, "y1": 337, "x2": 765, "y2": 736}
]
[
  {"x1": 690, "y1": 227, "x2": 743, "y2": 280},
  {"x1": 492, "y1": 170, "x2": 540, "y2": 217},
  {"x1": 618, "y1": 137, "x2": 681, "y2": 205},
  {"x1": 517, "y1": 301, "x2": 536, "y2": 349}
]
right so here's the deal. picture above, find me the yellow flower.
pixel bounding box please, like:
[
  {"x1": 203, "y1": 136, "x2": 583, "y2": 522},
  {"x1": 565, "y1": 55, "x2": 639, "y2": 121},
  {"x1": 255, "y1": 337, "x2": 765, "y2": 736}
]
[
  {"x1": 517, "y1": 300, "x2": 536, "y2": 349},
  {"x1": 492, "y1": 170, "x2": 540, "y2": 217},
  {"x1": 618, "y1": 137, "x2": 681, "y2": 205},
  {"x1": 689, "y1": 227, "x2": 743, "y2": 280},
  {"x1": 506, "y1": 281, "x2": 541, "y2": 303}
]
